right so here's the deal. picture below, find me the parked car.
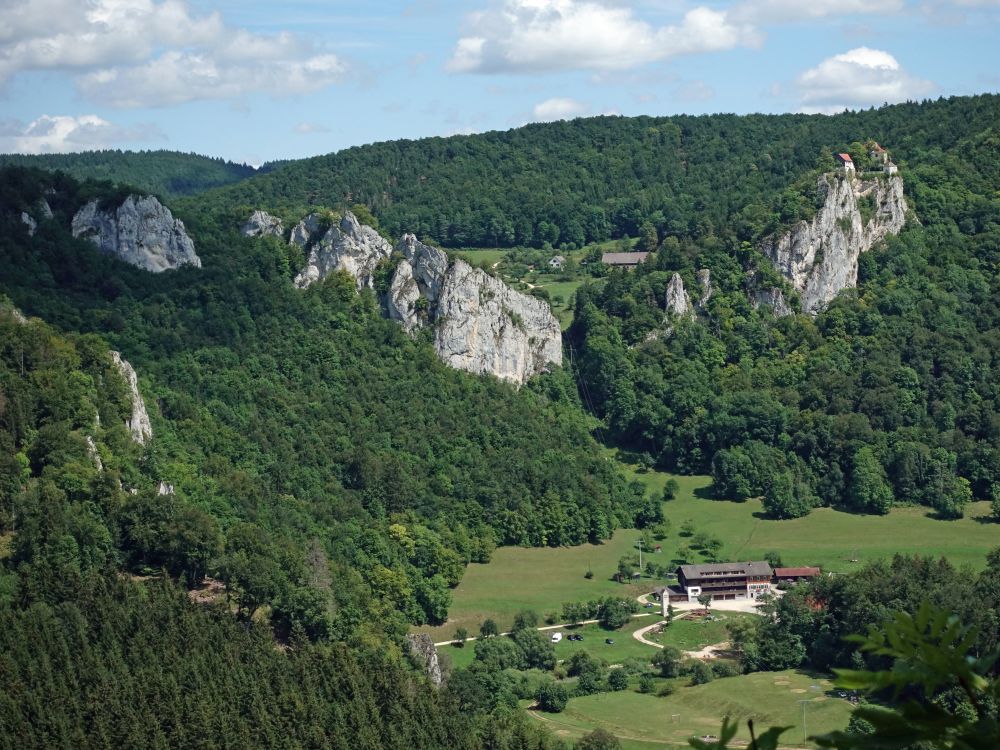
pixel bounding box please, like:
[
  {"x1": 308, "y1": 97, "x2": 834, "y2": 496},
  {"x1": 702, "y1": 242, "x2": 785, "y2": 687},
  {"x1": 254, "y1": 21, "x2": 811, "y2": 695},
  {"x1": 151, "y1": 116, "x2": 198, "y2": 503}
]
[
  {"x1": 605, "y1": 638, "x2": 614, "y2": 645},
  {"x1": 551, "y1": 632, "x2": 562, "y2": 643}
]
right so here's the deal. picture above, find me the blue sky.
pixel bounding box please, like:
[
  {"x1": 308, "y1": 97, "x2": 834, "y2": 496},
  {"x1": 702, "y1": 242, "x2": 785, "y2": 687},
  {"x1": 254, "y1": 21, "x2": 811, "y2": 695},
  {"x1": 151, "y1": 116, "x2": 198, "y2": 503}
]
[{"x1": 1, "y1": 0, "x2": 997, "y2": 165}]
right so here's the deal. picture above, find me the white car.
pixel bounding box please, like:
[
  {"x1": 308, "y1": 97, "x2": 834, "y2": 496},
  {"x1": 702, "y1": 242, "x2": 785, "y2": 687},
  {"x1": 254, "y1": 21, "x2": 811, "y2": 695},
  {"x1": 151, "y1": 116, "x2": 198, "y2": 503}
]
[{"x1": 551, "y1": 632, "x2": 563, "y2": 643}]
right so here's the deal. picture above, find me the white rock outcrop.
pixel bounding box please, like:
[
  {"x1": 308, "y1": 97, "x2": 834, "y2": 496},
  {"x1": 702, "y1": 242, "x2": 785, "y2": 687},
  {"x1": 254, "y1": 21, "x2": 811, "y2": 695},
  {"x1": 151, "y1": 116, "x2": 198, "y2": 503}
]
[
  {"x1": 86, "y1": 436, "x2": 104, "y2": 472},
  {"x1": 406, "y1": 634, "x2": 442, "y2": 687},
  {"x1": 752, "y1": 288, "x2": 793, "y2": 318},
  {"x1": 21, "y1": 212, "x2": 37, "y2": 236},
  {"x1": 764, "y1": 172, "x2": 907, "y2": 313},
  {"x1": 110, "y1": 351, "x2": 153, "y2": 445},
  {"x1": 696, "y1": 269, "x2": 712, "y2": 309},
  {"x1": 294, "y1": 212, "x2": 393, "y2": 290},
  {"x1": 433, "y1": 260, "x2": 562, "y2": 386},
  {"x1": 242, "y1": 210, "x2": 284, "y2": 239},
  {"x1": 386, "y1": 234, "x2": 450, "y2": 332},
  {"x1": 289, "y1": 213, "x2": 323, "y2": 248},
  {"x1": 665, "y1": 273, "x2": 693, "y2": 318},
  {"x1": 72, "y1": 195, "x2": 201, "y2": 273}
]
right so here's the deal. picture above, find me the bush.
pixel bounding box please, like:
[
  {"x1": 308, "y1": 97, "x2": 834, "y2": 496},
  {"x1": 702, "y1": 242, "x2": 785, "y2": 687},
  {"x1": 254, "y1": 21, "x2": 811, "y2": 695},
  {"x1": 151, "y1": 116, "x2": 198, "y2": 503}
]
[
  {"x1": 657, "y1": 683, "x2": 676, "y2": 697},
  {"x1": 607, "y1": 669, "x2": 629, "y2": 691},
  {"x1": 711, "y1": 660, "x2": 741, "y2": 678},
  {"x1": 638, "y1": 673, "x2": 656, "y2": 694},
  {"x1": 689, "y1": 660, "x2": 714, "y2": 685},
  {"x1": 576, "y1": 728, "x2": 622, "y2": 750},
  {"x1": 662, "y1": 478, "x2": 679, "y2": 501},
  {"x1": 536, "y1": 681, "x2": 569, "y2": 713}
]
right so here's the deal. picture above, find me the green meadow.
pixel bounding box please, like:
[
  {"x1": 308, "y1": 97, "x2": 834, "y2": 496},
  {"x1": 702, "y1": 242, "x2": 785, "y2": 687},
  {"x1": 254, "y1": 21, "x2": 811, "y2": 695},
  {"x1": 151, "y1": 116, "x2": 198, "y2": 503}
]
[
  {"x1": 526, "y1": 669, "x2": 854, "y2": 749},
  {"x1": 417, "y1": 465, "x2": 999, "y2": 642}
]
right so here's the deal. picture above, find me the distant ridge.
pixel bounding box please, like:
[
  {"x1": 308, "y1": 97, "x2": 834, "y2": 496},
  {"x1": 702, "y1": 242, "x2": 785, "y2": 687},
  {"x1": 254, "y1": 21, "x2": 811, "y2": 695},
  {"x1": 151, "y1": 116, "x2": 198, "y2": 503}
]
[{"x1": 0, "y1": 149, "x2": 257, "y2": 199}]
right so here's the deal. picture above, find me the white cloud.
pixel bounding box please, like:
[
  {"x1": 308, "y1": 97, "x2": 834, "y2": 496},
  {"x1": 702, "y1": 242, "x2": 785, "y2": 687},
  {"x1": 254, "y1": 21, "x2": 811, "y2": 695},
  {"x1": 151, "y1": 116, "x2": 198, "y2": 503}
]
[
  {"x1": 675, "y1": 80, "x2": 715, "y2": 101},
  {"x1": 731, "y1": 0, "x2": 904, "y2": 24},
  {"x1": 532, "y1": 97, "x2": 587, "y2": 120},
  {"x1": 447, "y1": 0, "x2": 759, "y2": 74},
  {"x1": 0, "y1": 0, "x2": 348, "y2": 106},
  {"x1": 795, "y1": 47, "x2": 935, "y2": 113},
  {"x1": 294, "y1": 121, "x2": 332, "y2": 135},
  {"x1": 0, "y1": 114, "x2": 164, "y2": 154}
]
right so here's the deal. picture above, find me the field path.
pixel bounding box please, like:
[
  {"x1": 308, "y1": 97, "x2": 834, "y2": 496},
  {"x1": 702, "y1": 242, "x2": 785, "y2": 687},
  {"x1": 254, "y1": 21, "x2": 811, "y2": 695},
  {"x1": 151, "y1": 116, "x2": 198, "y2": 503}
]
[
  {"x1": 433, "y1": 613, "x2": 655, "y2": 647},
  {"x1": 632, "y1": 620, "x2": 667, "y2": 649}
]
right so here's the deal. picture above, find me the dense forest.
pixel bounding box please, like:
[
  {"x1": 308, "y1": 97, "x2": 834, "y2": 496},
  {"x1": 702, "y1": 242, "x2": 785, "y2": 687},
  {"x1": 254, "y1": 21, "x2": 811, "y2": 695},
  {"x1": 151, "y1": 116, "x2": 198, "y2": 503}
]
[
  {"x1": 0, "y1": 150, "x2": 257, "y2": 199},
  {"x1": 567, "y1": 98, "x2": 1000, "y2": 520},
  {"x1": 2, "y1": 95, "x2": 999, "y2": 746},
  {"x1": 185, "y1": 95, "x2": 999, "y2": 250}
]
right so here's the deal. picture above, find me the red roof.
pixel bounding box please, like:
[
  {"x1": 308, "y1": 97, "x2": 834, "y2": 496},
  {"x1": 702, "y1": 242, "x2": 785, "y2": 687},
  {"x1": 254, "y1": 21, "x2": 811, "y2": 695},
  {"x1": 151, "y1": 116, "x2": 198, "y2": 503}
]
[
  {"x1": 602, "y1": 252, "x2": 649, "y2": 266},
  {"x1": 835, "y1": 153, "x2": 853, "y2": 163},
  {"x1": 775, "y1": 567, "x2": 821, "y2": 578}
]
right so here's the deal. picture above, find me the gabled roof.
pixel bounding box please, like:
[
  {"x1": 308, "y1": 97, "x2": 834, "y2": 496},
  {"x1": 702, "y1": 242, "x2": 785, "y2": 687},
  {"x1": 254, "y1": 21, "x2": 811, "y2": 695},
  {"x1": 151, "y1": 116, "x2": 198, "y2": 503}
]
[
  {"x1": 870, "y1": 143, "x2": 886, "y2": 152},
  {"x1": 679, "y1": 561, "x2": 773, "y2": 578},
  {"x1": 774, "y1": 566, "x2": 821, "y2": 578},
  {"x1": 835, "y1": 153, "x2": 854, "y2": 163},
  {"x1": 602, "y1": 252, "x2": 649, "y2": 265}
]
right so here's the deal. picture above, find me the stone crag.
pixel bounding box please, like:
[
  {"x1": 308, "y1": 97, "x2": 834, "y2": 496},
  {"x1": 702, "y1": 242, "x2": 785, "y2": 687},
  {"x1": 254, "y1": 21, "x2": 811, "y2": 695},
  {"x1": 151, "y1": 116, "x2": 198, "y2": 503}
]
[
  {"x1": 431, "y1": 259, "x2": 562, "y2": 386},
  {"x1": 72, "y1": 195, "x2": 201, "y2": 273},
  {"x1": 764, "y1": 172, "x2": 907, "y2": 313},
  {"x1": 241, "y1": 210, "x2": 284, "y2": 239},
  {"x1": 405, "y1": 634, "x2": 442, "y2": 687},
  {"x1": 282, "y1": 210, "x2": 563, "y2": 385},
  {"x1": 293, "y1": 212, "x2": 394, "y2": 290},
  {"x1": 110, "y1": 351, "x2": 153, "y2": 445}
]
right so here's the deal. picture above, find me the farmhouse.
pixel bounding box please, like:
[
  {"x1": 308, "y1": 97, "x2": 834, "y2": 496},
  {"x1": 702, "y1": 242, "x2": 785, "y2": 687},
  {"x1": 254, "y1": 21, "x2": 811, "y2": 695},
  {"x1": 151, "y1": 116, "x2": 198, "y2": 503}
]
[
  {"x1": 602, "y1": 251, "x2": 649, "y2": 268},
  {"x1": 654, "y1": 561, "x2": 774, "y2": 612},
  {"x1": 548, "y1": 255, "x2": 565, "y2": 270},
  {"x1": 835, "y1": 153, "x2": 855, "y2": 172}
]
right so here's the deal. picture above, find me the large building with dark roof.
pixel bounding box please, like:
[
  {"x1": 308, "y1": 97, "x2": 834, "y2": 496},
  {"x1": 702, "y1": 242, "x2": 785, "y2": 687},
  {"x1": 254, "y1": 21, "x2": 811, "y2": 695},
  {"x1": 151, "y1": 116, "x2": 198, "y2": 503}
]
[{"x1": 654, "y1": 561, "x2": 774, "y2": 610}]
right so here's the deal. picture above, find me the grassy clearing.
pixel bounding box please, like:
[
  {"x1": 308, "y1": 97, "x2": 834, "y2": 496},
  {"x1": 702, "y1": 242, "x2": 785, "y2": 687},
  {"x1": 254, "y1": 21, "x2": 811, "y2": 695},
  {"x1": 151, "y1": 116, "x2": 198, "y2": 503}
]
[
  {"x1": 654, "y1": 612, "x2": 753, "y2": 652},
  {"x1": 623, "y1": 467, "x2": 1000, "y2": 573},
  {"x1": 527, "y1": 669, "x2": 852, "y2": 749},
  {"x1": 416, "y1": 461, "x2": 997, "y2": 643},
  {"x1": 413, "y1": 528, "x2": 652, "y2": 641},
  {"x1": 452, "y1": 248, "x2": 510, "y2": 267}
]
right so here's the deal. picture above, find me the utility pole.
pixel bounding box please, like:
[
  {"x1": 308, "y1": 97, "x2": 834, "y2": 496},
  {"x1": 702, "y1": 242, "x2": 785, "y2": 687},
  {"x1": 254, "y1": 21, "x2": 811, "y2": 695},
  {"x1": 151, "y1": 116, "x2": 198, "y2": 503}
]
[{"x1": 798, "y1": 699, "x2": 810, "y2": 745}]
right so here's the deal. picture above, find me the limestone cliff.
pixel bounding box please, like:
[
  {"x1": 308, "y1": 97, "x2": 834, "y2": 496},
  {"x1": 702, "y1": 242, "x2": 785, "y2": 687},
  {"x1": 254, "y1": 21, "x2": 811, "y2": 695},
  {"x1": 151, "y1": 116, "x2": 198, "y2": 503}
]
[
  {"x1": 764, "y1": 172, "x2": 906, "y2": 313},
  {"x1": 752, "y1": 288, "x2": 793, "y2": 317},
  {"x1": 294, "y1": 212, "x2": 393, "y2": 290},
  {"x1": 110, "y1": 351, "x2": 152, "y2": 445},
  {"x1": 696, "y1": 269, "x2": 712, "y2": 309},
  {"x1": 242, "y1": 210, "x2": 284, "y2": 239},
  {"x1": 72, "y1": 195, "x2": 201, "y2": 273},
  {"x1": 665, "y1": 273, "x2": 693, "y2": 318},
  {"x1": 405, "y1": 634, "x2": 442, "y2": 687},
  {"x1": 386, "y1": 234, "x2": 450, "y2": 332},
  {"x1": 433, "y1": 260, "x2": 562, "y2": 386}
]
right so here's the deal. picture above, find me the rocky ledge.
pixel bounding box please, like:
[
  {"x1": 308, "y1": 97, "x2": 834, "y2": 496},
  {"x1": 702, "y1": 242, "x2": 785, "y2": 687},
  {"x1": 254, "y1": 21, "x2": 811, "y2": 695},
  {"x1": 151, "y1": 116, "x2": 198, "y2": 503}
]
[
  {"x1": 764, "y1": 172, "x2": 906, "y2": 313},
  {"x1": 72, "y1": 195, "x2": 201, "y2": 273}
]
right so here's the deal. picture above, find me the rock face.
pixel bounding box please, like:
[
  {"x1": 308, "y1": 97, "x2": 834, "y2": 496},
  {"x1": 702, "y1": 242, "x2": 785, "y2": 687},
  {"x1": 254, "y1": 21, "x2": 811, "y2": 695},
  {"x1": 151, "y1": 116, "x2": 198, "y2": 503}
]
[
  {"x1": 386, "y1": 234, "x2": 450, "y2": 332},
  {"x1": 72, "y1": 195, "x2": 201, "y2": 273},
  {"x1": 696, "y1": 269, "x2": 712, "y2": 309},
  {"x1": 86, "y1": 435, "x2": 103, "y2": 472},
  {"x1": 433, "y1": 260, "x2": 562, "y2": 386},
  {"x1": 289, "y1": 213, "x2": 323, "y2": 248},
  {"x1": 406, "y1": 634, "x2": 442, "y2": 687},
  {"x1": 242, "y1": 210, "x2": 284, "y2": 239},
  {"x1": 764, "y1": 172, "x2": 906, "y2": 313},
  {"x1": 288, "y1": 210, "x2": 562, "y2": 384},
  {"x1": 665, "y1": 273, "x2": 693, "y2": 318},
  {"x1": 294, "y1": 212, "x2": 393, "y2": 290},
  {"x1": 753, "y1": 288, "x2": 793, "y2": 318},
  {"x1": 110, "y1": 351, "x2": 152, "y2": 445},
  {"x1": 21, "y1": 212, "x2": 37, "y2": 236}
]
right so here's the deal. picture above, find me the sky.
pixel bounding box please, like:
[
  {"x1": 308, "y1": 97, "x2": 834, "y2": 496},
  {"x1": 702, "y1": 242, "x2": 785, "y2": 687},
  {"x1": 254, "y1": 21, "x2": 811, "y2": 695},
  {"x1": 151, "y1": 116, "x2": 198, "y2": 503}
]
[{"x1": 0, "y1": 0, "x2": 997, "y2": 165}]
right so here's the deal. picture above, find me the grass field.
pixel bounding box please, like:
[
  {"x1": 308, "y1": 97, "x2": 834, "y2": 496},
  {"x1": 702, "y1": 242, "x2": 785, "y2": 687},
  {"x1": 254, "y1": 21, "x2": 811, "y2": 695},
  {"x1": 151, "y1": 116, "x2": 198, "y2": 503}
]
[
  {"x1": 415, "y1": 462, "x2": 998, "y2": 642},
  {"x1": 439, "y1": 616, "x2": 667, "y2": 671},
  {"x1": 452, "y1": 248, "x2": 510, "y2": 267},
  {"x1": 654, "y1": 612, "x2": 752, "y2": 652},
  {"x1": 623, "y1": 468, "x2": 1000, "y2": 573},
  {"x1": 414, "y1": 528, "x2": 652, "y2": 640},
  {"x1": 526, "y1": 669, "x2": 853, "y2": 749}
]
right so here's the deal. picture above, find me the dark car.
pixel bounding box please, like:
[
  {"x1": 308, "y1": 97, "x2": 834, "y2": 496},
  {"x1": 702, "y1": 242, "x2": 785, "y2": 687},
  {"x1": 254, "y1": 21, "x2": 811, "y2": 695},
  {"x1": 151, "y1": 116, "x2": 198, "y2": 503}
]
[{"x1": 605, "y1": 638, "x2": 614, "y2": 645}]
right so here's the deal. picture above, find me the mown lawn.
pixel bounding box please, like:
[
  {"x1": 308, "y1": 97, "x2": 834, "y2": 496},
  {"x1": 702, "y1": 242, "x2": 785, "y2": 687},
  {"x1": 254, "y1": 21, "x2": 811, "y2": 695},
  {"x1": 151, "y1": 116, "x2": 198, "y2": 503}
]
[
  {"x1": 413, "y1": 528, "x2": 653, "y2": 641},
  {"x1": 526, "y1": 669, "x2": 853, "y2": 749},
  {"x1": 654, "y1": 612, "x2": 754, "y2": 652}
]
